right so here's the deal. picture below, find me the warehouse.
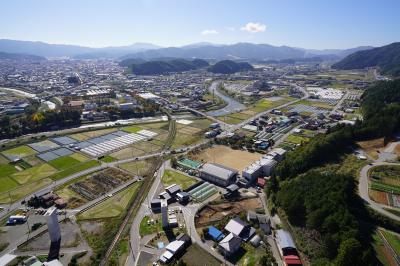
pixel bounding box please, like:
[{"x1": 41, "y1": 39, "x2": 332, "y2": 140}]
[{"x1": 199, "y1": 163, "x2": 238, "y2": 187}]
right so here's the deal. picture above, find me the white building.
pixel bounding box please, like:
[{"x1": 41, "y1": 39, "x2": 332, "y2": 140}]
[{"x1": 242, "y1": 156, "x2": 277, "y2": 183}]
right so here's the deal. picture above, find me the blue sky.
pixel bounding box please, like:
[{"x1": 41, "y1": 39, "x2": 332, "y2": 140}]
[{"x1": 0, "y1": 0, "x2": 399, "y2": 49}]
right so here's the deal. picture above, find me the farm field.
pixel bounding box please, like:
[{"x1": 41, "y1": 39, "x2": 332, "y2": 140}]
[
  {"x1": 110, "y1": 146, "x2": 146, "y2": 160},
  {"x1": 2, "y1": 145, "x2": 37, "y2": 159},
  {"x1": 295, "y1": 99, "x2": 334, "y2": 109},
  {"x1": 370, "y1": 182, "x2": 400, "y2": 195},
  {"x1": 370, "y1": 165, "x2": 400, "y2": 186},
  {"x1": 49, "y1": 160, "x2": 100, "y2": 181},
  {"x1": 0, "y1": 178, "x2": 53, "y2": 204},
  {"x1": 381, "y1": 230, "x2": 400, "y2": 257},
  {"x1": 78, "y1": 182, "x2": 141, "y2": 219},
  {"x1": 0, "y1": 176, "x2": 18, "y2": 193},
  {"x1": 70, "y1": 128, "x2": 117, "y2": 141},
  {"x1": 122, "y1": 125, "x2": 142, "y2": 133},
  {"x1": 162, "y1": 169, "x2": 197, "y2": 190},
  {"x1": 48, "y1": 155, "x2": 81, "y2": 171},
  {"x1": 12, "y1": 163, "x2": 57, "y2": 184},
  {"x1": 191, "y1": 145, "x2": 261, "y2": 172},
  {"x1": 285, "y1": 134, "x2": 310, "y2": 145},
  {"x1": 118, "y1": 160, "x2": 152, "y2": 176}
]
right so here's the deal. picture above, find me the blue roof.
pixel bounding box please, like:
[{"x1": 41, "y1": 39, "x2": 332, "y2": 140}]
[{"x1": 208, "y1": 226, "x2": 225, "y2": 241}]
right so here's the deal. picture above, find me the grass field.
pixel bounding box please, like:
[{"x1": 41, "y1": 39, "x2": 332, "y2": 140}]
[
  {"x1": 50, "y1": 160, "x2": 100, "y2": 181},
  {"x1": 12, "y1": 163, "x2": 57, "y2": 184},
  {"x1": 285, "y1": 134, "x2": 310, "y2": 144},
  {"x1": 384, "y1": 207, "x2": 400, "y2": 217},
  {"x1": 118, "y1": 160, "x2": 150, "y2": 176},
  {"x1": 100, "y1": 155, "x2": 117, "y2": 163},
  {"x1": 162, "y1": 169, "x2": 197, "y2": 190},
  {"x1": 0, "y1": 176, "x2": 19, "y2": 193},
  {"x1": 0, "y1": 164, "x2": 17, "y2": 178},
  {"x1": 2, "y1": 145, "x2": 37, "y2": 158},
  {"x1": 238, "y1": 243, "x2": 265, "y2": 266},
  {"x1": 372, "y1": 231, "x2": 396, "y2": 266},
  {"x1": 139, "y1": 215, "x2": 162, "y2": 237},
  {"x1": 122, "y1": 125, "x2": 142, "y2": 133},
  {"x1": 78, "y1": 182, "x2": 141, "y2": 219},
  {"x1": 180, "y1": 244, "x2": 221, "y2": 266},
  {"x1": 70, "y1": 153, "x2": 89, "y2": 162},
  {"x1": 381, "y1": 230, "x2": 400, "y2": 256},
  {"x1": 48, "y1": 156, "x2": 81, "y2": 171},
  {"x1": 171, "y1": 131, "x2": 204, "y2": 150},
  {"x1": 110, "y1": 147, "x2": 146, "y2": 160}
]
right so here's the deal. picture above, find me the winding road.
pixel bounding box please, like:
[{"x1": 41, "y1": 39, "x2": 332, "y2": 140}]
[{"x1": 358, "y1": 162, "x2": 400, "y2": 222}]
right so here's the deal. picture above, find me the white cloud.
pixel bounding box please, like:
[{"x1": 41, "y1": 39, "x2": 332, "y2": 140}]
[
  {"x1": 201, "y1": 29, "x2": 219, "y2": 35},
  {"x1": 240, "y1": 22, "x2": 266, "y2": 33}
]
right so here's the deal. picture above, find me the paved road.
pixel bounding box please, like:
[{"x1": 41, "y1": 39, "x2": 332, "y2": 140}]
[
  {"x1": 125, "y1": 161, "x2": 167, "y2": 266},
  {"x1": 358, "y1": 161, "x2": 400, "y2": 222}
]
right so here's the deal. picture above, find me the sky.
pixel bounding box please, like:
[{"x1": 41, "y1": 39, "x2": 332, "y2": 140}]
[{"x1": 0, "y1": 0, "x2": 399, "y2": 49}]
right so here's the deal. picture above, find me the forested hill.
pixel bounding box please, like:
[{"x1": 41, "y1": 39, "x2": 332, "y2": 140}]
[
  {"x1": 121, "y1": 58, "x2": 209, "y2": 75},
  {"x1": 332, "y1": 42, "x2": 400, "y2": 77},
  {"x1": 269, "y1": 79, "x2": 400, "y2": 265},
  {"x1": 207, "y1": 60, "x2": 253, "y2": 74}
]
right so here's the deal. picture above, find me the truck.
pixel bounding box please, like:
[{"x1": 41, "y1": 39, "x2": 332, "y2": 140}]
[{"x1": 6, "y1": 215, "x2": 27, "y2": 225}]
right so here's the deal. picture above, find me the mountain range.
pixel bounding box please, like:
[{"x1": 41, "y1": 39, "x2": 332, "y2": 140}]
[
  {"x1": 332, "y1": 42, "x2": 400, "y2": 77},
  {"x1": 0, "y1": 39, "x2": 373, "y2": 61}
]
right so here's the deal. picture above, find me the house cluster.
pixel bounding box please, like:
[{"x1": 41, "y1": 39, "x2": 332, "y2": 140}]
[
  {"x1": 159, "y1": 233, "x2": 191, "y2": 264},
  {"x1": 206, "y1": 215, "x2": 270, "y2": 258},
  {"x1": 27, "y1": 192, "x2": 67, "y2": 209}
]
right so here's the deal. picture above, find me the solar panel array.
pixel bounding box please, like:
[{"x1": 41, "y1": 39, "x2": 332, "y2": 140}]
[{"x1": 80, "y1": 130, "x2": 157, "y2": 157}]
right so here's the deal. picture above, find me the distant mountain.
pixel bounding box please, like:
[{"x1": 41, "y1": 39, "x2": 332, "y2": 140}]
[
  {"x1": 0, "y1": 51, "x2": 46, "y2": 61},
  {"x1": 0, "y1": 39, "x2": 378, "y2": 61},
  {"x1": 124, "y1": 43, "x2": 306, "y2": 60},
  {"x1": 124, "y1": 58, "x2": 209, "y2": 75},
  {"x1": 0, "y1": 39, "x2": 161, "y2": 58},
  {"x1": 207, "y1": 60, "x2": 253, "y2": 74},
  {"x1": 332, "y1": 42, "x2": 400, "y2": 77}
]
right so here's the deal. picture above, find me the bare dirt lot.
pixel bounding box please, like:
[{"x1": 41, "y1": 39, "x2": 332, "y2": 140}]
[
  {"x1": 195, "y1": 197, "x2": 263, "y2": 227},
  {"x1": 191, "y1": 145, "x2": 262, "y2": 171},
  {"x1": 357, "y1": 138, "x2": 385, "y2": 160}
]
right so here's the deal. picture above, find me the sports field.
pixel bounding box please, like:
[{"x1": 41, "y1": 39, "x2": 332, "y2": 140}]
[
  {"x1": 191, "y1": 145, "x2": 262, "y2": 171},
  {"x1": 162, "y1": 169, "x2": 197, "y2": 190},
  {"x1": 78, "y1": 182, "x2": 141, "y2": 219}
]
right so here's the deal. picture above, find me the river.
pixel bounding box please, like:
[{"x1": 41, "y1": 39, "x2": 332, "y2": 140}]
[{"x1": 206, "y1": 81, "x2": 246, "y2": 117}]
